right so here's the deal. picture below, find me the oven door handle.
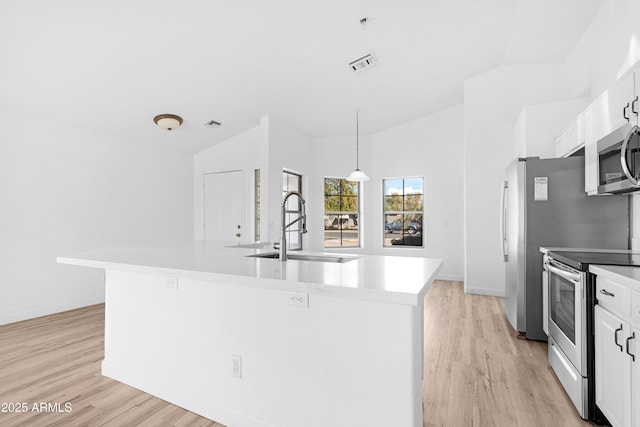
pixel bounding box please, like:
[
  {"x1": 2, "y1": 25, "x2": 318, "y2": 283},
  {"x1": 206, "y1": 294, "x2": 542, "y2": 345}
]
[{"x1": 547, "y1": 262, "x2": 581, "y2": 284}]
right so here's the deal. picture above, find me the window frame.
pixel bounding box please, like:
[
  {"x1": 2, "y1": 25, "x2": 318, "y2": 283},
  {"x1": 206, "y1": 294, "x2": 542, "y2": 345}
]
[
  {"x1": 323, "y1": 177, "x2": 361, "y2": 249},
  {"x1": 382, "y1": 176, "x2": 424, "y2": 248}
]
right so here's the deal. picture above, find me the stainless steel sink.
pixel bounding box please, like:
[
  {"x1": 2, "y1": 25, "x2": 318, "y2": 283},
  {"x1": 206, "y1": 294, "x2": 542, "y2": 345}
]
[{"x1": 246, "y1": 252, "x2": 356, "y2": 263}]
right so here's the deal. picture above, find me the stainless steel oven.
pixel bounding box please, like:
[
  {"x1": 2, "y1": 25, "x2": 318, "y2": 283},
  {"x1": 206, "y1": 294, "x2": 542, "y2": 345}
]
[{"x1": 545, "y1": 255, "x2": 589, "y2": 418}]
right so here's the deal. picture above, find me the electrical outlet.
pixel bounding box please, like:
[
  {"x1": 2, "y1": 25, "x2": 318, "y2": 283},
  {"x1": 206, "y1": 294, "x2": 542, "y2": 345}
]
[
  {"x1": 165, "y1": 276, "x2": 178, "y2": 290},
  {"x1": 288, "y1": 292, "x2": 309, "y2": 308},
  {"x1": 232, "y1": 354, "x2": 242, "y2": 379}
]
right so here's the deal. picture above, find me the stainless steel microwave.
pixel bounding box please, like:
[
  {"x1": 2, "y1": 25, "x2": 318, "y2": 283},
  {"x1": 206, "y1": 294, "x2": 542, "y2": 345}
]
[{"x1": 597, "y1": 123, "x2": 640, "y2": 194}]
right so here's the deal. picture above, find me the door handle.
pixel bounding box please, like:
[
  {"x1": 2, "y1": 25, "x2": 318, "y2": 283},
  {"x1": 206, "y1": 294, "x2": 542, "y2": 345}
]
[
  {"x1": 235, "y1": 233, "x2": 241, "y2": 237},
  {"x1": 624, "y1": 102, "x2": 630, "y2": 122},
  {"x1": 626, "y1": 332, "x2": 636, "y2": 362},
  {"x1": 500, "y1": 181, "x2": 508, "y2": 262},
  {"x1": 632, "y1": 96, "x2": 639, "y2": 116},
  {"x1": 615, "y1": 324, "x2": 624, "y2": 352}
]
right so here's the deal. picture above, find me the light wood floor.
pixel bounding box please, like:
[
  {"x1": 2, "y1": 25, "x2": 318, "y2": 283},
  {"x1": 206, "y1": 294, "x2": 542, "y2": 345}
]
[{"x1": 0, "y1": 280, "x2": 591, "y2": 427}]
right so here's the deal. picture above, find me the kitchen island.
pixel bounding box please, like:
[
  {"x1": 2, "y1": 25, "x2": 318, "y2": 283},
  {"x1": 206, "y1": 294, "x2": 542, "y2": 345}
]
[{"x1": 57, "y1": 242, "x2": 442, "y2": 427}]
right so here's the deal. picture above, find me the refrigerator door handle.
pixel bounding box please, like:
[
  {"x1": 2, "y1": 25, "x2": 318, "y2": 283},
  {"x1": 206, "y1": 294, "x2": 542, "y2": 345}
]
[{"x1": 500, "y1": 181, "x2": 508, "y2": 262}]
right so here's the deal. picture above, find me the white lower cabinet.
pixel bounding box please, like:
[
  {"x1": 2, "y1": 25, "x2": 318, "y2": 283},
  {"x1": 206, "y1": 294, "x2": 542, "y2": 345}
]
[
  {"x1": 594, "y1": 274, "x2": 640, "y2": 427},
  {"x1": 595, "y1": 305, "x2": 633, "y2": 427},
  {"x1": 633, "y1": 326, "x2": 640, "y2": 427}
]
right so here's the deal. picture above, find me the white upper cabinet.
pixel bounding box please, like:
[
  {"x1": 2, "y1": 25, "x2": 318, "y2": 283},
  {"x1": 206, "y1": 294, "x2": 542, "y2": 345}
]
[
  {"x1": 555, "y1": 113, "x2": 585, "y2": 158},
  {"x1": 609, "y1": 72, "x2": 637, "y2": 130},
  {"x1": 635, "y1": 71, "x2": 640, "y2": 124},
  {"x1": 584, "y1": 73, "x2": 634, "y2": 151},
  {"x1": 514, "y1": 98, "x2": 589, "y2": 159},
  {"x1": 584, "y1": 93, "x2": 608, "y2": 194}
]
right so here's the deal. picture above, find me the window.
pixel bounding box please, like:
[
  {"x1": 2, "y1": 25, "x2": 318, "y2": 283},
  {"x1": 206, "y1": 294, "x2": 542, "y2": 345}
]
[
  {"x1": 283, "y1": 171, "x2": 302, "y2": 250},
  {"x1": 383, "y1": 177, "x2": 423, "y2": 247},
  {"x1": 324, "y1": 178, "x2": 360, "y2": 248}
]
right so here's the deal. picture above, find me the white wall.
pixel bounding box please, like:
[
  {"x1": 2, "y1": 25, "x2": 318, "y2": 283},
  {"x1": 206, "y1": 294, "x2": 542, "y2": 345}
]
[
  {"x1": 265, "y1": 116, "x2": 313, "y2": 244},
  {"x1": 0, "y1": 108, "x2": 193, "y2": 325},
  {"x1": 308, "y1": 105, "x2": 464, "y2": 281},
  {"x1": 564, "y1": 0, "x2": 640, "y2": 100},
  {"x1": 463, "y1": 65, "x2": 580, "y2": 296},
  {"x1": 193, "y1": 125, "x2": 263, "y2": 242},
  {"x1": 370, "y1": 105, "x2": 464, "y2": 281},
  {"x1": 198, "y1": 106, "x2": 464, "y2": 281},
  {"x1": 307, "y1": 134, "x2": 373, "y2": 253},
  {"x1": 193, "y1": 115, "x2": 312, "y2": 246}
]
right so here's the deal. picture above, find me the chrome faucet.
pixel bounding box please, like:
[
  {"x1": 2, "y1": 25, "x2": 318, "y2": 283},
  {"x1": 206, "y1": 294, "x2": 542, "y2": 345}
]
[{"x1": 276, "y1": 191, "x2": 307, "y2": 261}]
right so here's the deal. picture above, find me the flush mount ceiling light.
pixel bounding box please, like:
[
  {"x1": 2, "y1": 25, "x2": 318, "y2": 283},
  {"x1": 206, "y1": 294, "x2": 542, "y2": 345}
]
[
  {"x1": 153, "y1": 114, "x2": 183, "y2": 131},
  {"x1": 347, "y1": 111, "x2": 370, "y2": 182}
]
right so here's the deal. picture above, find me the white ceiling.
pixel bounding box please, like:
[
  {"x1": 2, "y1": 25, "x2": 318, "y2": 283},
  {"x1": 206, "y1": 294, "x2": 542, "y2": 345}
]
[{"x1": 0, "y1": 0, "x2": 603, "y2": 153}]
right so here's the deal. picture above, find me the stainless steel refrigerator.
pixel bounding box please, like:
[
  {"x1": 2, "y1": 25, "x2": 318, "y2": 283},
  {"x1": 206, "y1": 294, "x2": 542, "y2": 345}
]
[{"x1": 501, "y1": 156, "x2": 629, "y2": 341}]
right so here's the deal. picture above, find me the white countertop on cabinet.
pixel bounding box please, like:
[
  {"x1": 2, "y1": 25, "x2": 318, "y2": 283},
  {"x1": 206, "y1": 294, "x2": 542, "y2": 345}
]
[
  {"x1": 539, "y1": 247, "x2": 640, "y2": 255},
  {"x1": 57, "y1": 242, "x2": 442, "y2": 306},
  {"x1": 589, "y1": 265, "x2": 640, "y2": 291}
]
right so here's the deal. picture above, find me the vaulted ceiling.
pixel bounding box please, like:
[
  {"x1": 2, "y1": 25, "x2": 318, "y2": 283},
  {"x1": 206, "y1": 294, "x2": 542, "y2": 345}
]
[{"x1": 0, "y1": 0, "x2": 603, "y2": 153}]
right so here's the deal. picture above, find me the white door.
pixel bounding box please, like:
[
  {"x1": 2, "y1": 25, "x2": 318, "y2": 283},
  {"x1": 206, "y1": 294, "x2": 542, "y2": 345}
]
[{"x1": 204, "y1": 170, "x2": 243, "y2": 241}]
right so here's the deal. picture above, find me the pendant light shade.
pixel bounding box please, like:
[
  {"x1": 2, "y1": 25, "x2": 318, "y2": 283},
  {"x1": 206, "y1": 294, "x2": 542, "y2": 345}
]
[
  {"x1": 347, "y1": 169, "x2": 370, "y2": 181},
  {"x1": 154, "y1": 114, "x2": 183, "y2": 131},
  {"x1": 347, "y1": 111, "x2": 369, "y2": 182}
]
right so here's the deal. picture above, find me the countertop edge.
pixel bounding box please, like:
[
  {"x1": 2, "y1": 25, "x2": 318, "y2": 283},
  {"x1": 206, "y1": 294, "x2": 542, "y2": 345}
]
[
  {"x1": 57, "y1": 255, "x2": 442, "y2": 307},
  {"x1": 588, "y1": 264, "x2": 640, "y2": 291},
  {"x1": 539, "y1": 247, "x2": 640, "y2": 255}
]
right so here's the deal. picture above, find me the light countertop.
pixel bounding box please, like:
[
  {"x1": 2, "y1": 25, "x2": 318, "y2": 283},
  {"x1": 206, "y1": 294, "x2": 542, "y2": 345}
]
[
  {"x1": 539, "y1": 247, "x2": 640, "y2": 255},
  {"x1": 589, "y1": 264, "x2": 640, "y2": 292},
  {"x1": 57, "y1": 241, "x2": 443, "y2": 306}
]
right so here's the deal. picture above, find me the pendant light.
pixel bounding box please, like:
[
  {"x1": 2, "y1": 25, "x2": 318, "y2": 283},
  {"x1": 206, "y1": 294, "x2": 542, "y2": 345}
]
[{"x1": 347, "y1": 111, "x2": 370, "y2": 182}]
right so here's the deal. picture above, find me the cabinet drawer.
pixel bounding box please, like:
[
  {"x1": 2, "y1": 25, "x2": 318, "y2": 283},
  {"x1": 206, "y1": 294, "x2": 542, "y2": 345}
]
[
  {"x1": 632, "y1": 290, "x2": 640, "y2": 327},
  {"x1": 596, "y1": 277, "x2": 630, "y2": 317}
]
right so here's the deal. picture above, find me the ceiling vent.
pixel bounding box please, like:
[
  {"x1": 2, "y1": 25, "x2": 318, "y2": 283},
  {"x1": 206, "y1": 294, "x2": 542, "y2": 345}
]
[
  {"x1": 348, "y1": 52, "x2": 378, "y2": 73},
  {"x1": 204, "y1": 120, "x2": 221, "y2": 129}
]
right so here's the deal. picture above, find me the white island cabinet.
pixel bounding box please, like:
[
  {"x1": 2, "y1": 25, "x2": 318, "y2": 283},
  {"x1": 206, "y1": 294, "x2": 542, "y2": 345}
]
[{"x1": 57, "y1": 243, "x2": 442, "y2": 427}]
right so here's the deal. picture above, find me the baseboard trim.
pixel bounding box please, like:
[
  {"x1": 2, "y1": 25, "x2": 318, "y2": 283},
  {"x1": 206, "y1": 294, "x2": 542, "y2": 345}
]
[
  {"x1": 0, "y1": 295, "x2": 105, "y2": 326},
  {"x1": 464, "y1": 287, "x2": 505, "y2": 297},
  {"x1": 435, "y1": 274, "x2": 464, "y2": 282},
  {"x1": 102, "y1": 361, "x2": 277, "y2": 427}
]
